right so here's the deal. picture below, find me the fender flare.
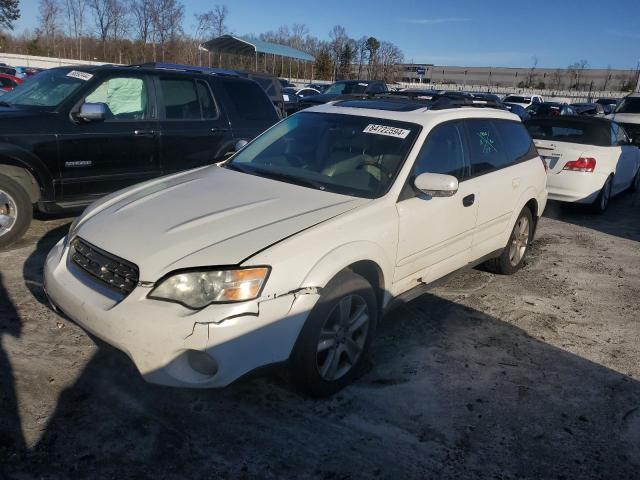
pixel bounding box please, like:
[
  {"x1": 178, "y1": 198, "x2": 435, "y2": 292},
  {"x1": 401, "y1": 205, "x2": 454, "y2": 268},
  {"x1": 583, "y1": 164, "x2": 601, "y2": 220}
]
[
  {"x1": 300, "y1": 241, "x2": 394, "y2": 305},
  {"x1": 0, "y1": 143, "x2": 54, "y2": 202}
]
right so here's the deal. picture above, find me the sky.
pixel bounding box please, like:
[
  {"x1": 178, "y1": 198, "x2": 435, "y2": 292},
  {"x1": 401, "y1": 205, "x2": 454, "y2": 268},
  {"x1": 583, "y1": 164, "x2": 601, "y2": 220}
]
[{"x1": 10, "y1": 0, "x2": 640, "y2": 69}]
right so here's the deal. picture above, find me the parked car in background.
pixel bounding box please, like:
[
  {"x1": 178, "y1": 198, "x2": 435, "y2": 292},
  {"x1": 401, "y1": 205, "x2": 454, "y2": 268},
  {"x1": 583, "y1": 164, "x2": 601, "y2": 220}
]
[
  {"x1": 525, "y1": 116, "x2": 640, "y2": 212},
  {"x1": 606, "y1": 93, "x2": 640, "y2": 146},
  {"x1": 527, "y1": 102, "x2": 577, "y2": 117},
  {"x1": 503, "y1": 94, "x2": 543, "y2": 108},
  {"x1": 45, "y1": 98, "x2": 547, "y2": 396},
  {"x1": 397, "y1": 88, "x2": 441, "y2": 100},
  {"x1": 0, "y1": 66, "x2": 17, "y2": 76},
  {"x1": 571, "y1": 102, "x2": 605, "y2": 116},
  {"x1": 504, "y1": 102, "x2": 531, "y2": 121},
  {"x1": 0, "y1": 73, "x2": 23, "y2": 91},
  {"x1": 14, "y1": 66, "x2": 44, "y2": 79},
  {"x1": 305, "y1": 83, "x2": 328, "y2": 92},
  {"x1": 596, "y1": 98, "x2": 619, "y2": 115},
  {"x1": 469, "y1": 92, "x2": 502, "y2": 103},
  {"x1": 296, "y1": 80, "x2": 388, "y2": 109},
  {"x1": 295, "y1": 87, "x2": 321, "y2": 98},
  {"x1": 279, "y1": 78, "x2": 295, "y2": 89},
  {"x1": 281, "y1": 87, "x2": 300, "y2": 115},
  {"x1": 0, "y1": 63, "x2": 279, "y2": 248}
]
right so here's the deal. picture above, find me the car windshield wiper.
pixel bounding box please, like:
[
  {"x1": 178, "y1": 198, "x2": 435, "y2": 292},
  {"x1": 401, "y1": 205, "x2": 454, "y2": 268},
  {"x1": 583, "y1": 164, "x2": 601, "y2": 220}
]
[{"x1": 237, "y1": 165, "x2": 326, "y2": 191}]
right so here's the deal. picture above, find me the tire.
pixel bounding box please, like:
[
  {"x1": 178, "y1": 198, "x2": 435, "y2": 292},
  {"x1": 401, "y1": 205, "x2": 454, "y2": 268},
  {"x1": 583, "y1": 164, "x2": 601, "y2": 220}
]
[
  {"x1": 630, "y1": 168, "x2": 640, "y2": 193},
  {"x1": 0, "y1": 174, "x2": 33, "y2": 249},
  {"x1": 591, "y1": 175, "x2": 612, "y2": 214},
  {"x1": 485, "y1": 207, "x2": 533, "y2": 275},
  {"x1": 290, "y1": 270, "x2": 378, "y2": 397}
]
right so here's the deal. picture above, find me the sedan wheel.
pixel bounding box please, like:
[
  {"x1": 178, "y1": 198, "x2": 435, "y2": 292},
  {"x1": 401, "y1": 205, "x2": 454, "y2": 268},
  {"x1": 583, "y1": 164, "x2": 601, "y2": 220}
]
[
  {"x1": 508, "y1": 215, "x2": 530, "y2": 267},
  {"x1": 316, "y1": 294, "x2": 369, "y2": 381}
]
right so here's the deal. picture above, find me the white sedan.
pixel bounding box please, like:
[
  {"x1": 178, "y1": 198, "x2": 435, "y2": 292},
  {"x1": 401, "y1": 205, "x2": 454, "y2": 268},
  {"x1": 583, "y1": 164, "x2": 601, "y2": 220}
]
[{"x1": 525, "y1": 117, "x2": 640, "y2": 212}]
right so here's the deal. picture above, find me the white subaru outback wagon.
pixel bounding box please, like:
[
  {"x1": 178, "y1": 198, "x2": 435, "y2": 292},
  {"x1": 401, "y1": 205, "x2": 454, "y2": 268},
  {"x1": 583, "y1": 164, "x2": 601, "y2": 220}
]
[{"x1": 45, "y1": 97, "x2": 548, "y2": 396}]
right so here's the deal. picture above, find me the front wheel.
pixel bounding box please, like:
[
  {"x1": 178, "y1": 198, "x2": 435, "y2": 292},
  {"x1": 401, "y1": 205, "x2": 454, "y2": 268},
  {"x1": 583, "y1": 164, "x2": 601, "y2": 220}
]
[
  {"x1": 289, "y1": 270, "x2": 377, "y2": 397},
  {"x1": 0, "y1": 174, "x2": 33, "y2": 249},
  {"x1": 485, "y1": 207, "x2": 533, "y2": 275}
]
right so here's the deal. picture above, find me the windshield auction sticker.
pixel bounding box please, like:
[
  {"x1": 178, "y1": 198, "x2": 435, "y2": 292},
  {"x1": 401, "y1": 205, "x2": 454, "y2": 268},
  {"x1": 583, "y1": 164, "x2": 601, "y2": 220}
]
[
  {"x1": 66, "y1": 70, "x2": 94, "y2": 81},
  {"x1": 363, "y1": 124, "x2": 410, "y2": 139}
]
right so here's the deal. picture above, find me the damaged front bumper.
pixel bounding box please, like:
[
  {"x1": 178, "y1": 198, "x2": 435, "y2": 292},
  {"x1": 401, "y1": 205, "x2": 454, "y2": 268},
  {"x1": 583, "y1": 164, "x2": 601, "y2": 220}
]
[{"x1": 43, "y1": 237, "x2": 320, "y2": 388}]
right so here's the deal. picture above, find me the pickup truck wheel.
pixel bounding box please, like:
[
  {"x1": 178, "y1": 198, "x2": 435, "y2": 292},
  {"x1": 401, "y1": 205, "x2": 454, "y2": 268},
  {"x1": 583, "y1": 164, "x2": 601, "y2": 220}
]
[
  {"x1": 290, "y1": 270, "x2": 377, "y2": 397},
  {"x1": 485, "y1": 207, "x2": 533, "y2": 275},
  {"x1": 0, "y1": 174, "x2": 32, "y2": 249}
]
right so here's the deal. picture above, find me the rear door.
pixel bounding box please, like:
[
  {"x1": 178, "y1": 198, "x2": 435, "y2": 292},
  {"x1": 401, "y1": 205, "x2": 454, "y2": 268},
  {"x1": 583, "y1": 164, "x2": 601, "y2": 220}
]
[
  {"x1": 464, "y1": 119, "x2": 536, "y2": 257},
  {"x1": 156, "y1": 75, "x2": 233, "y2": 173},
  {"x1": 215, "y1": 77, "x2": 280, "y2": 143},
  {"x1": 58, "y1": 73, "x2": 161, "y2": 204}
]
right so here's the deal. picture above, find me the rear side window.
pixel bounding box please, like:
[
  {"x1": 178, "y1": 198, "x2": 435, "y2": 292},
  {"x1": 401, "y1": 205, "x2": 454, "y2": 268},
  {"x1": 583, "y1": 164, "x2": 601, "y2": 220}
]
[
  {"x1": 524, "y1": 119, "x2": 610, "y2": 146},
  {"x1": 464, "y1": 119, "x2": 508, "y2": 176},
  {"x1": 413, "y1": 122, "x2": 468, "y2": 179},
  {"x1": 494, "y1": 120, "x2": 536, "y2": 163},
  {"x1": 196, "y1": 81, "x2": 217, "y2": 118},
  {"x1": 220, "y1": 79, "x2": 277, "y2": 122},
  {"x1": 160, "y1": 78, "x2": 200, "y2": 120}
]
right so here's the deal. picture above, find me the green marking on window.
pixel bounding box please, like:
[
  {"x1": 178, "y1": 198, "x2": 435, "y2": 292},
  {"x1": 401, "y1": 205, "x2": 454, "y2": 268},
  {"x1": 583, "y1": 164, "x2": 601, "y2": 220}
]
[{"x1": 477, "y1": 131, "x2": 497, "y2": 154}]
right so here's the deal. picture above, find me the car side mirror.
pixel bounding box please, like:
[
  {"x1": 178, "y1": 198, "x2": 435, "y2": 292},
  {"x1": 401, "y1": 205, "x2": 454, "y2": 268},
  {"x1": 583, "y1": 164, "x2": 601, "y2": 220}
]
[
  {"x1": 414, "y1": 172, "x2": 459, "y2": 197},
  {"x1": 223, "y1": 139, "x2": 249, "y2": 159},
  {"x1": 78, "y1": 102, "x2": 106, "y2": 122}
]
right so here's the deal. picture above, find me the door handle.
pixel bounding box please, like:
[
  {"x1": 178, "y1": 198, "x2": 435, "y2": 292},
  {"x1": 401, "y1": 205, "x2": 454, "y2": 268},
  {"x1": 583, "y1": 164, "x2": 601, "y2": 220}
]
[
  {"x1": 462, "y1": 194, "x2": 475, "y2": 207},
  {"x1": 134, "y1": 129, "x2": 156, "y2": 137},
  {"x1": 512, "y1": 178, "x2": 521, "y2": 188}
]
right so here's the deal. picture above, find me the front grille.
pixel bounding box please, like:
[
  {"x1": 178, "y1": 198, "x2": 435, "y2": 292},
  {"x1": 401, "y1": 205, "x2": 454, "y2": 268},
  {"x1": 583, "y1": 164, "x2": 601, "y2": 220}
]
[
  {"x1": 71, "y1": 237, "x2": 139, "y2": 296},
  {"x1": 620, "y1": 122, "x2": 640, "y2": 142}
]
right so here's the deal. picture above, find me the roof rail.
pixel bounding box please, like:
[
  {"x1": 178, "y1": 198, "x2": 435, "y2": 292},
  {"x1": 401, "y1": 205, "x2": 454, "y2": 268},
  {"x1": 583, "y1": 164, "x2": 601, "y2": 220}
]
[
  {"x1": 127, "y1": 62, "x2": 239, "y2": 76},
  {"x1": 370, "y1": 91, "x2": 507, "y2": 111}
]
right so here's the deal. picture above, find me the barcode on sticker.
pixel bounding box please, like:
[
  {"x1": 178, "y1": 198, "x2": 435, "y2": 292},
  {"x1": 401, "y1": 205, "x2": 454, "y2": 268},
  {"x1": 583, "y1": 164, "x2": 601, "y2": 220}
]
[
  {"x1": 66, "y1": 70, "x2": 93, "y2": 81},
  {"x1": 363, "y1": 124, "x2": 410, "y2": 139}
]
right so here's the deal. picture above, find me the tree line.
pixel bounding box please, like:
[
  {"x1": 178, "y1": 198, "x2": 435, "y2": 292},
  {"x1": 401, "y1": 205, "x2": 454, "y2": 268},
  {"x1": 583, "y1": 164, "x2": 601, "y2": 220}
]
[{"x1": 0, "y1": 0, "x2": 404, "y2": 82}]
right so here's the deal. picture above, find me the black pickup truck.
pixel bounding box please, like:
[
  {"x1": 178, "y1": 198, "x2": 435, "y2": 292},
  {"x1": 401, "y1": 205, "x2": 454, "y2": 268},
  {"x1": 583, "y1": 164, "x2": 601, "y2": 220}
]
[{"x1": 0, "y1": 63, "x2": 279, "y2": 248}]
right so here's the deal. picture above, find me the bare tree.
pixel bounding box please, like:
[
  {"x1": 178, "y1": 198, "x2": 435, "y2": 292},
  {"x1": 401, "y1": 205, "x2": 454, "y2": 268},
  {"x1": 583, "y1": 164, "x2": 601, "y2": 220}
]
[
  {"x1": 328, "y1": 25, "x2": 347, "y2": 80},
  {"x1": 527, "y1": 55, "x2": 538, "y2": 87},
  {"x1": 378, "y1": 41, "x2": 403, "y2": 82},
  {"x1": 568, "y1": 59, "x2": 589, "y2": 90},
  {"x1": 0, "y1": 0, "x2": 20, "y2": 31},
  {"x1": 150, "y1": 0, "x2": 184, "y2": 62},
  {"x1": 63, "y1": 0, "x2": 85, "y2": 59},
  {"x1": 130, "y1": 0, "x2": 152, "y2": 60},
  {"x1": 355, "y1": 36, "x2": 368, "y2": 79},
  {"x1": 37, "y1": 0, "x2": 61, "y2": 56},
  {"x1": 551, "y1": 68, "x2": 563, "y2": 90},
  {"x1": 89, "y1": 0, "x2": 114, "y2": 60}
]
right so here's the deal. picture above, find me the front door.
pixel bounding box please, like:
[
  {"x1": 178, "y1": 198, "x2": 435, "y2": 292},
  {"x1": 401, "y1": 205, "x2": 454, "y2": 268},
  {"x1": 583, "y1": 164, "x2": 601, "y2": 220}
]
[
  {"x1": 395, "y1": 121, "x2": 478, "y2": 288},
  {"x1": 156, "y1": 76, "x2": 233, "y2": 173},
  {"x1": 58, "y1": 74, "x2": 160, "y2": 205}
]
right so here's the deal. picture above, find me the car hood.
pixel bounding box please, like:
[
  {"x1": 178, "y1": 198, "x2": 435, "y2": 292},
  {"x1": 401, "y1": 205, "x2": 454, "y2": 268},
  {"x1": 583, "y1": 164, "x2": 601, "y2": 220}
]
[{"x1": 75, "y1": 166, "x2": 367, "y2": 280}]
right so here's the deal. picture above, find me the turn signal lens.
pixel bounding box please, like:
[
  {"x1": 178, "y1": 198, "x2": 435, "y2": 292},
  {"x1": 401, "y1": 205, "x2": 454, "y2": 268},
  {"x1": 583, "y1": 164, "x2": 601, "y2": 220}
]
[{"x1": 563, "y1": 157, "x2": 596, "y2": 173}]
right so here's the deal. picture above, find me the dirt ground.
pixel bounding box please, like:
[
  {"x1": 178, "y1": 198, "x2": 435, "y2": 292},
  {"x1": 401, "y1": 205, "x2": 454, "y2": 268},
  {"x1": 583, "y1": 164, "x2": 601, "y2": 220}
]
[{"x1": 1, "y1": 193, "x2": 639, "y2": 480}]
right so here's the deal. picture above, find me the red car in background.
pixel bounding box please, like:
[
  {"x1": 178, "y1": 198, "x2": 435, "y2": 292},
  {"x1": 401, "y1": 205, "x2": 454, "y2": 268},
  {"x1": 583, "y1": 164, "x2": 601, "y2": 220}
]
[{"x1": 0, "y1": 73, "x2": 23, "y2": 91}]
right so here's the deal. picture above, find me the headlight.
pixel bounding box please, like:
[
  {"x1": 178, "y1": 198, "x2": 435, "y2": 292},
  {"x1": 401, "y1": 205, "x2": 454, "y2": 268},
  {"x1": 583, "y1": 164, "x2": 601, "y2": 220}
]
[{"x1": 148, "y1": 267, "x2": 270, "y2": 309}]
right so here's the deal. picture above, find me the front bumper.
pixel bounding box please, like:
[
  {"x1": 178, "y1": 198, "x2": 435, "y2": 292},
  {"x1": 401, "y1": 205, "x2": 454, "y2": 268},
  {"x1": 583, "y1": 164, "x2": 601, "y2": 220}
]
[
  {"x1": 44, "y1": 237, "x2": 320, "y2": 388},
  {"x1": 546, "y1": 171, "x2": 608, "y2": 204}
]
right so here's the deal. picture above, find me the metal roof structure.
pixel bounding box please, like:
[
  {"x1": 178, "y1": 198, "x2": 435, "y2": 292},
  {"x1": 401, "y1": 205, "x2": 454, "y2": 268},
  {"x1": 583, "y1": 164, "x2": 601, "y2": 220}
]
[{"x1": 200, "y1": 35, "x2": 315, "y2": 62}]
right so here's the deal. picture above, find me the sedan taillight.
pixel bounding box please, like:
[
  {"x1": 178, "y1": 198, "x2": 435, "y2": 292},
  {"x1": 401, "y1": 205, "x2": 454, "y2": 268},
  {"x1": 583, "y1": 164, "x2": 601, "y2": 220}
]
[{"x1": 563, "y1": 157, "x2": 596, "y2": 173}]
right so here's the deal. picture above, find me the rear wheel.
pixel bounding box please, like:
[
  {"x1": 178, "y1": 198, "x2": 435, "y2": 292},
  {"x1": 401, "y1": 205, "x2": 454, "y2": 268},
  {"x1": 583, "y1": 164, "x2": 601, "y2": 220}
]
[
  {"x1": 485, "y1": 207, "x2": 533, "y2": 275},
  {"x1": 290, "y1": 270, "x2": 377, "y2": 397},
  {"x1": 0, "y1": 174, "x2": 32, "y2": 249},
  {"x1": 592, "y1": 175, "x2": 612, "y2": 214}
]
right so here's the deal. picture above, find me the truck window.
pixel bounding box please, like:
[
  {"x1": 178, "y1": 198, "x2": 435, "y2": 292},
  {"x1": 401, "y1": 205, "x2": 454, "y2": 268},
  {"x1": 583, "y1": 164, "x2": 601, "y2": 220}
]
[
  {"x1": 220, "y1": 79, "x2": 277, "y2": 122},
  {"x1": 85, "y1": 76, "x2": 148, "y2": 120}
]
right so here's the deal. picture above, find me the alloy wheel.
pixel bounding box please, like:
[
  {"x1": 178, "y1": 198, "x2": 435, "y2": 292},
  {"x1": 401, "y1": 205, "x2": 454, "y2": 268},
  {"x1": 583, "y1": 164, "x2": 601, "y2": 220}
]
[
  {"x1": 508, "y1": 215, "x2": 530, "y2": 267},
  {"x1": 0, "y1": 189, "x2": 18, "y2": 238},
  {"x1": 316, "y1": 294, "x2": 369, "y2": 381}
]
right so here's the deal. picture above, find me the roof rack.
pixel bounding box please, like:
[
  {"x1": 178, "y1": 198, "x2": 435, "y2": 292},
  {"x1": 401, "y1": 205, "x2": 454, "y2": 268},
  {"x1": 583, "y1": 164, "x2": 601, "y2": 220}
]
[
  {"x1": 127, "y1": 62, "x2": 239, "y2": 76},
  {"x1": 381, "y1": 91, "x2": 506, "y2": 110}
]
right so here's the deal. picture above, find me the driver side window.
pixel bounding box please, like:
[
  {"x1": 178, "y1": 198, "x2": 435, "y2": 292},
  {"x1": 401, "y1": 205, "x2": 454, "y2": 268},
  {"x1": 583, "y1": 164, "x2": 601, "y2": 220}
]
[
  {"x1": 413, "y1": 122, "x2": 468, "y2": 179},
  {"x1": 84, "y1": 76, "x2": 149, "y2": 121}
]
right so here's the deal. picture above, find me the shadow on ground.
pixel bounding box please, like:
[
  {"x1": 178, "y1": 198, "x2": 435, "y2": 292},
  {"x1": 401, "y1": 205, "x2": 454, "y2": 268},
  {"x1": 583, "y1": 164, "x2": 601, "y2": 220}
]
[{"x1": 543, "y1": 190, "x2": 640, "y2": 242}]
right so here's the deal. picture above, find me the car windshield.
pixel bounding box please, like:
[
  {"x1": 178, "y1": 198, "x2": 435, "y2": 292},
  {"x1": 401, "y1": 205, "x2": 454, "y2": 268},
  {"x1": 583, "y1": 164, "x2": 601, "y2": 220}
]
[
  {"x1": 527, "y1": 104, "x2": 563, "y2": 116},
  {"x1": 226, "y1": 112, "x2": 419, "y2": 199},
  {"x1": 615, "y1": 97, "x2": 640, "y2": 114},
  {"x1": 324, "y1": 81, "x2": 370, "y2": 95},
  {"x1": 0, "y1": 68, "x2": 86, "y2": 108},
  {"x1": 525, "y1": 119, "x2": 610, "y2": 146},
  {"x1": 504, "y1": 95, "x2": 530, "y2": 103}
]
